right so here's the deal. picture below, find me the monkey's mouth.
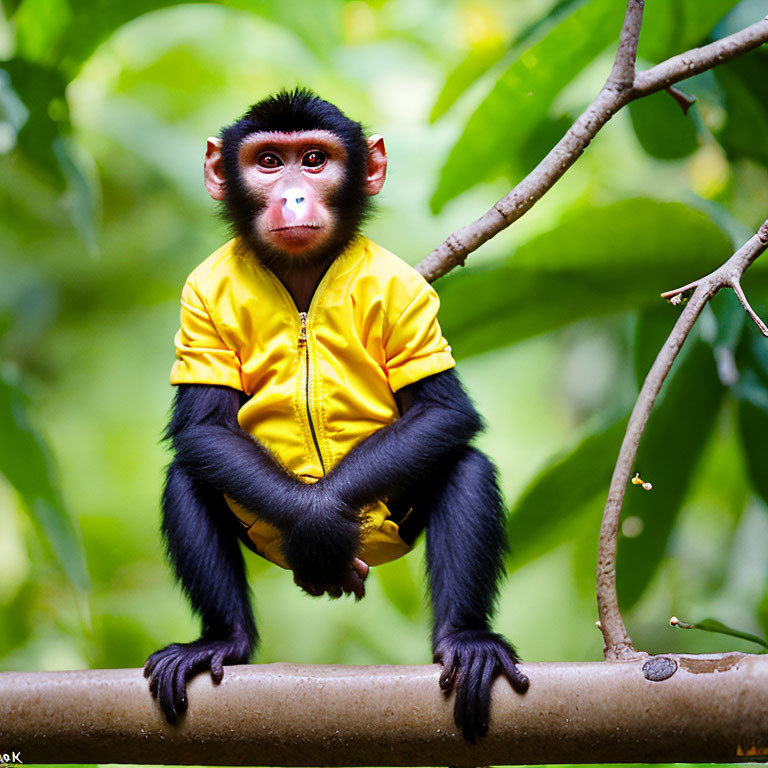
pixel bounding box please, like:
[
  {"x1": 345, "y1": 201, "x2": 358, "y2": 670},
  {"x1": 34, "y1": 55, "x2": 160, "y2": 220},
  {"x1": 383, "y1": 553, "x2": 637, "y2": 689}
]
[
  {"x1": 269, "y1": 224, "x2": 323, "y2": 232},
  {"x1": 268, "y1": 224, "x2": 327, "y2": 253}
]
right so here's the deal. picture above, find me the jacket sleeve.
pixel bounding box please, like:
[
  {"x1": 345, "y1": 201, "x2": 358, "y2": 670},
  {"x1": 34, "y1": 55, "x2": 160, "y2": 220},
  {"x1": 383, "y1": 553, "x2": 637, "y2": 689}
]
[
  {"x1": 383, "y1": 283, "x2": 455, "y2": 393},
  {"x1": 170, "y1": 279, "x2": 243, "y2": 391}
]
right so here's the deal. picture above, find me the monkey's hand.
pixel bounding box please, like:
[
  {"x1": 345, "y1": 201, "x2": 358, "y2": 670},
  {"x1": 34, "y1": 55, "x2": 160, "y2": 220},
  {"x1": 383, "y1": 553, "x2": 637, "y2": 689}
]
[
  {"x1": 293, "y1": 556, "x2": 369, "y2": 599},
  {"x1": 433, "y1": 628, "x2": 529, "y2": 743},
  {"x1": 282, "y1": 487, "x2": 362, "y2": 592},
  {"x1": 143, "y1": 629, "x2": 251, "y2": 723}
]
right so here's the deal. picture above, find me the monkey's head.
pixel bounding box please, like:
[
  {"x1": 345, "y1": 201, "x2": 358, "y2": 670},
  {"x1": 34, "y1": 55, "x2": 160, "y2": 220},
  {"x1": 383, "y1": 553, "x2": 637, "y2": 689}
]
[{"x1": 204, "y1": 89, "x2": 387, "y2": 271}]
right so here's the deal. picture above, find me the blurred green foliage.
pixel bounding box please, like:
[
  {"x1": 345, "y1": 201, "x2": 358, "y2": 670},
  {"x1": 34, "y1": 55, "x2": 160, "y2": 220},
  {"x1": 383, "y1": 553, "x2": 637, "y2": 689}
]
[{"x1": 2, "y1": 0, "x2": 768, "y2": 762}]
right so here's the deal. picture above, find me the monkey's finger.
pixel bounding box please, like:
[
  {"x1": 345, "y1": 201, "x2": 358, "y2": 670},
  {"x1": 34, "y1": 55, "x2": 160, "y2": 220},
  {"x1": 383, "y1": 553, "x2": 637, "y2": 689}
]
[
  {"x1": 148, "y1": 672, "x2": 159, "y2": 697},
  {"x1": 157, "y1": 663, "x2": 180, "y2": 723},
  {"x1": 144, "y1": 649, "x2": 169, "y2": 678},
  {"x1": 473, "y1": 656, "x2": 497, "y2": 740},
  {"x1": 172, "y1": 661, "x2": 190, "y2": 713},
  {"x1": 210, "y1": 649, "x2": 226, "y2": 685},
  {"x1": 437, "y1": 650, "x2": 458, "y2": 692},
  {"x1": 453, "y1": 652, "x2": 479, "y2": 742},
  {"x1": 349, "y1": 572, "x2": 366, "y2": 601},
  {"x1": 148, "y1": 653, "x2": 178, "y2": 697},
  {"x1": 339, "y1": 569, "x2": 366, "y2": 600},
  {"x1": 326, "y1": 584, "x2": 343, "y2": 599},
  {"x1": 499, "y1": 653, "x2": 529, "y2": 693},
  {"x1": 146, "y1": 645, "x2": 183, "y2": 676},
  {"x1": 352, "y1": 558, "x2": 369, "y2": 581}
]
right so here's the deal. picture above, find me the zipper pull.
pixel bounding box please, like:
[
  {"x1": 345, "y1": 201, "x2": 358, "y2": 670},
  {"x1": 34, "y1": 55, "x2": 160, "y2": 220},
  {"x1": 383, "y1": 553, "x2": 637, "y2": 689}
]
[{"x1": 298, "y1": 312, "x2": 308, "y2": 347}]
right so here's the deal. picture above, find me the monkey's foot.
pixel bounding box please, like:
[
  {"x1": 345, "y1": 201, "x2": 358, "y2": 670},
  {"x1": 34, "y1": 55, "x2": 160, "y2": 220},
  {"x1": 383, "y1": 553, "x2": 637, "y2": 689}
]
[
  {"x1": 143, "y1": 631, "x2": 252, "y2": 722},
  {"x1": 434, "y1": 628, "x2": 529, "y2": 743}
]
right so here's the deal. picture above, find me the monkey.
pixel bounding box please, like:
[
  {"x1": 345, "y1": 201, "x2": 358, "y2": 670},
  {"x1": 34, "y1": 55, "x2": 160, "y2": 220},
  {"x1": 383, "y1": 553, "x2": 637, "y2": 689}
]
[{"x1": 143, "y1": 89, "x2": 529, "y2": 743}]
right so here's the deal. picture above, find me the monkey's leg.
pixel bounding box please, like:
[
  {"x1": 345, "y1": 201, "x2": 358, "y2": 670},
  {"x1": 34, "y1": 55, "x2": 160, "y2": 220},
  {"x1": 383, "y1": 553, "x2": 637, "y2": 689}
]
[
  {"x1": 144, "y1": 461, "x2": 257, "y2": 722},
  {"x1": 422, "y1": 447, "x2": 529, "y2": 743}
]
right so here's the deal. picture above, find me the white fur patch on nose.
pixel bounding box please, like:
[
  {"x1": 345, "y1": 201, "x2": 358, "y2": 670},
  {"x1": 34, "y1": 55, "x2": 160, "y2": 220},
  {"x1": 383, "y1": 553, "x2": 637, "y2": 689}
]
[{"x1": 282, "y1": 188, "x2": 308, "y2": 221}]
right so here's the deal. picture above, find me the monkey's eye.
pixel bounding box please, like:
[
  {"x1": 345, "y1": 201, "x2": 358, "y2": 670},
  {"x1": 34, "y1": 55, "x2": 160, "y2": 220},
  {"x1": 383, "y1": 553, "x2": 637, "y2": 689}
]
[
  {"x1": 257, "y1": 152, "x2": 283, "y2": 169},
  {"x1": 302, "y1": 150, "x2": 327, "y2": 169}
]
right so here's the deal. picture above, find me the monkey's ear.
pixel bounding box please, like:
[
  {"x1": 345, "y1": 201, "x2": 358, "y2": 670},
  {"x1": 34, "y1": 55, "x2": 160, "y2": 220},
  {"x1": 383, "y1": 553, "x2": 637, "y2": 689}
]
[
  {"x1": 364, "y1": 135, "x2": 387, "y2": 196},
  {"x1": 204, "y1": 137, "x2": 226, "y2": 201}
]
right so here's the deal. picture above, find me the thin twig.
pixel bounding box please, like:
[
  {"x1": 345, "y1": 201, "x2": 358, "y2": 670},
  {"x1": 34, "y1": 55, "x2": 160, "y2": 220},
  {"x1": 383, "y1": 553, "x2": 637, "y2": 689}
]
[
  {"x1": 416, "y1": 10, "x2": 768, "y2": 283},
  {"x1": 596, "y1": 219, "x2": 768, "y2": 660},
  {"x1": 607, "y1": 0, "x2": 644, "y2": 90},
  {"x1": 730, "y1": 278, "x2": 768, "y2": 337}
]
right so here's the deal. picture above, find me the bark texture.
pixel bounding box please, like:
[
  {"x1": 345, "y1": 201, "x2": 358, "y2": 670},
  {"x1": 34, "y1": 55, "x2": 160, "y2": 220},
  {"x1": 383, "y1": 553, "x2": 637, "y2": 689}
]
[{"x1": 2, "y1": 657, "x2": 768, "y2": 765}]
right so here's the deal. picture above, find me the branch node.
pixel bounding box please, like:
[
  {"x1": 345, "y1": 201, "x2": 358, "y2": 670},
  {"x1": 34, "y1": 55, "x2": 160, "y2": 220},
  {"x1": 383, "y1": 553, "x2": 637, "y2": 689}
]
[
  {"x1": 665, "y1": 85, "x2": 697, "y2": 115},
  {"x1": 444, "y1": 234, "x2": 468, "y2": 267},
  {"x1": 758, "y1": 218, "x2": 768, "y2": 243}
]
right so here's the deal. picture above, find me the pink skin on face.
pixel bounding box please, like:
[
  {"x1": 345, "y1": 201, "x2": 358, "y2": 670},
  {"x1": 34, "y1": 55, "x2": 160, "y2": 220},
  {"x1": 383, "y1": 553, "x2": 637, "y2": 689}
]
[
  {"x1": 204, "y1": 130, "x2": 387, "y2": 265},
  {"x1": 237, "y1": 130, "x2": 347, "y2": 255}
]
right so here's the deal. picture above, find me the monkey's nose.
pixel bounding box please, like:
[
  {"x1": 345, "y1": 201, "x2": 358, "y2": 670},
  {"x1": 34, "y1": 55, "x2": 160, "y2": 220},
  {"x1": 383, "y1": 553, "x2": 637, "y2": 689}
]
[{"x1": 281, "y1": 188, "x2": 308, "y2": 222}]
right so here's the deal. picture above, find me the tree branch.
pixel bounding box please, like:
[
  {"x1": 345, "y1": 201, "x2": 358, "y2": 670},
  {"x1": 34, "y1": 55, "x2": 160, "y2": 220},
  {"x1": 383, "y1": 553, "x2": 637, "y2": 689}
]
[
  {"x1": 3, "y1": 657, "x2": 768, "y2": 764},
  {"x1": 416, "y1": 9, "x2": 768, "y2": 283},
  {"x1": 634, "y1": 16, "x2": 768, "y2": 95},
  {"x1": 606, "y1": 0, "x2": 644, "y2": 90},
  {"x1": 596, "y1": 218, "x2": 768, "y2": 661}
]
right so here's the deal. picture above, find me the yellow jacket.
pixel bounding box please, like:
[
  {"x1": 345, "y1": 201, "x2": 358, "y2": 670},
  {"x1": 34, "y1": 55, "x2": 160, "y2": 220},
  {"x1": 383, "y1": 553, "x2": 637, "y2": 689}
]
[{"x1": 171, "y1": 236, "x2": 455, "y2": 568}]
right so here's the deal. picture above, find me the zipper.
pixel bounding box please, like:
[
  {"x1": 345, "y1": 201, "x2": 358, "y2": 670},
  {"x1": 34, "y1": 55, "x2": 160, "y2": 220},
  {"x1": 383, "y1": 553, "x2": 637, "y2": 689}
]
[{"x1": 298, "y1": 311, "x2": 326, "y2": 475}]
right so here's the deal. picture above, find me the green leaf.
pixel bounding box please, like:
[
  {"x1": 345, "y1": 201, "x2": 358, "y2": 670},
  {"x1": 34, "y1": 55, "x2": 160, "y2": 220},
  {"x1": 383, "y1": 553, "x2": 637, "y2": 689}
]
[
  {"x1": 633, "y1": 307, "x2": 690, "y2": 392},
  {"x1": 736, "y1": 390, "x2": 768, "y2": 503},
  {"x1": 629, "y1": 90, "x2": 699, "y2": 160},
  {"x1": 671, "y1": 616, "x2": 768, "y2": 650},
  {"x1": 0, "y1": 0, "x2": 21, "y2": 17},
  {"x1": 734, "y1": 324, "x2": 768, "y2": 507},
  {"x1": 508, "y1": 417, "x2": 627, "y2": 569},
  {"x1": 0, "y1": 373, "x2": 89, "y2": 592},
  {"x1": 2, "y1": 58, "x2": 70, "y2": 188},
  {"x1": 437, "y1": 199, "x2": 732, "y2": 360},
  {"x1": 617, "y1": 339, "x2": 725, "y2": 609},
  {"x1": 431, "y1": 0, "x2": 623, "y2": 213},
  {"x1": 714, "y1": 50, "x2": 768, "y2": 169},
  {"x1": 637, "y1": 0, "x2": 742, "y2": 63},
  {"x1": 13, "y1": 0, "x2": 72, "y2": 67},
  {"x1": 709, "y1": 288, "x2": 746, "y2": 351},
  {"x1": 13, "y1": 0, "x2": 341, "y2": 79},
  {"x1": 759, "y1": 588, "x2": 768, "y2": 640},
  {"x1": 430, "y1": 0, "x2": 587, "y2": 123},
  {"x1": 55, "y1": 137, "x2": 100, "y2": 258},
  {"x1": 429, "y1": 39, "x2": 508, "y2": 124}
]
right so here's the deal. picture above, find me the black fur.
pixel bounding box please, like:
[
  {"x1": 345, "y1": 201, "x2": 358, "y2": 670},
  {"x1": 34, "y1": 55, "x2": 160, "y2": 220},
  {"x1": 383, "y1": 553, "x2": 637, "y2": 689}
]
[
  {"x1": 147, "y1": 92, "x2": 526, "y2": 739},
  {"x1": 143, "y1": 460, "x2": 255, "y2": 722},
  {"x1": 423, "y1": 448, "x2": 529, "y2": 742},
  {"x1": 147, "y1": 372, "x2": 526, "y2": 739},
  {"x1": 218, "y1": 88, "x2": 371, "y2": 270}
]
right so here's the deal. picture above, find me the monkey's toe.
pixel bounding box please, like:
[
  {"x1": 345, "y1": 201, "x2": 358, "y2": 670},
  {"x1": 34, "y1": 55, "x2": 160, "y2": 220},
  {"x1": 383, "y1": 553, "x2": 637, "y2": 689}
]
[
  {"x1": 434, "y1": 628, "x2": 527, "y2": 743},
  {"x1": 144, "y1": 635, "x2": 252, "y2": 723}
]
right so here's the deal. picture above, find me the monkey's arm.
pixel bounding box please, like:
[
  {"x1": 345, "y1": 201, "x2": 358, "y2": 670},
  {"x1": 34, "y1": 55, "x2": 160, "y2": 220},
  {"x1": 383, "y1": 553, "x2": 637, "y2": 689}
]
[
  {"x1": 144, "y1": 460, "x2": 256, "y2": 722},
  {"x1": 323, "y1": 371, "x2": 529, "y2": 741},
  {"x1": 424, "y1": 448, "x2": 529, "y2": 743},
  {"x1": 167, "y1": 383, "x2": 307, "y2": 528},
  {"x1": 167, "y1": 384, "x2": 363, "y2": 590},
  {"x1": 321, "y1": 368, "x2": 480, "y2": 508}
]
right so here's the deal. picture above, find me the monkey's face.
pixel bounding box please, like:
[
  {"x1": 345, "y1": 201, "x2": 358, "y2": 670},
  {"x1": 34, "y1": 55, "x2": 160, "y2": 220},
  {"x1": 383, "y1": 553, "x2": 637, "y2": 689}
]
[
  {"x1": 236, "y1": 130, "x2": 345, "y2": 258},
  {"x1": 206, "y1": 130, "x2": 387, "y2": 271}
]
